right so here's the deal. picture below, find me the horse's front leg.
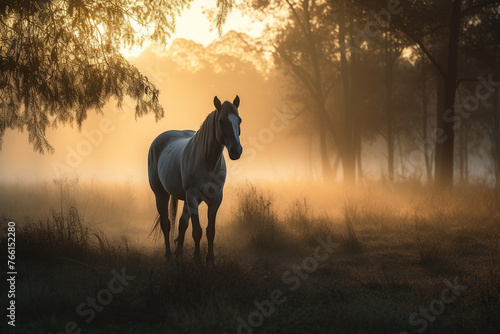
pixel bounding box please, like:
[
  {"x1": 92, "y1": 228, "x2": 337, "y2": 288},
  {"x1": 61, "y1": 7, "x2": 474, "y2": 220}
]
[
  {"x1": 206, "y1": 195, "x2": 222, "y2": 265},
  {"x1": 186, "y1": 194, "x2": 202, "y2": 263}
]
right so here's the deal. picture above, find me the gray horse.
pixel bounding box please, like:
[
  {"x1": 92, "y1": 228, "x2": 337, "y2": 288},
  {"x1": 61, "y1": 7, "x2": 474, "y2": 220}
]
[{"x1": 148, "y1": 96, "x2": 242, "y2": 264}]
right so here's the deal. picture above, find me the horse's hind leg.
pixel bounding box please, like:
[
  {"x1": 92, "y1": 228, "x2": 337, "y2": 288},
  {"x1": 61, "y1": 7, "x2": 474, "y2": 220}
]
[
  {"x1": 174, "y1": 202, "x2": 190, "y2": 259},
  {"x1": 155, "y1": 191, "x2": 172, "y2": 260},
  {"x1": 186, "y1": 194, "x2": 202, "y2": 263}
]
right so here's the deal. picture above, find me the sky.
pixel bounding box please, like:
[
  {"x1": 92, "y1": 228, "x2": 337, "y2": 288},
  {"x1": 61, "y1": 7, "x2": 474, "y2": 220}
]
[
  {"x1": 1, "y1": 1, "x2": 494, "y2": 185},
  {"x1": 120, "y1": 0, "x2": 264, "y2": 58},
  {"x1": 0, "y1": 0, "x2": 272, "y2": 183}
]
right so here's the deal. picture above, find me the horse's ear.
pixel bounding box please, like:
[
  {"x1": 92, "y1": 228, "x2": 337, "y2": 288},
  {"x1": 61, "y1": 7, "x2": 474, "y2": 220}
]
[
  {"x1": 233, "y1": 95, "x2": 240, "y2": 108},
  {"x1": 214, "y1": 96, "x2": 222, "y2": 111}
]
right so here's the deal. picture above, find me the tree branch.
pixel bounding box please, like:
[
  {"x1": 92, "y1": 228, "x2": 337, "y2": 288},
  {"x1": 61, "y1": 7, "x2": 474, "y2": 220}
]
[
  {"x1": 409, "y1": 34, "x2": 446, "y2": 78},
  {"x1": 462, "y1": 0, "x2": 500, "y2": 16}
]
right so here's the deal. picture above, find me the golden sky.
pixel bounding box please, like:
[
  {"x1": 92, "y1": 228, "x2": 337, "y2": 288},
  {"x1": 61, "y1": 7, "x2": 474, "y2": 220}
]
[
  {"x1": 0, "y1": 1, "x2": 278, "y2": 183},
  {"x1": 120, "y1": 0, "x2": 264, "y2": 58}
]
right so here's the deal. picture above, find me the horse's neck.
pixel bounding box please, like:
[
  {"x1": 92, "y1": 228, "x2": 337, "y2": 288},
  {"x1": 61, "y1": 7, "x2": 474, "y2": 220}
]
[{"x1": 191, "y1": 111, "x2": 223, "y2": 169}]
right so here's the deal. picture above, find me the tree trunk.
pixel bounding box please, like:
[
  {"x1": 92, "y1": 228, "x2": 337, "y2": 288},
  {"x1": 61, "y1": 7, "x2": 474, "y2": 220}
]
[
  {"x1": 342, "y1": 151, "x2": 356, "y2": 185},
  {"x1": 397, "y1": 127, "x2": 405, "y2": 179},
  {"x1": 385, "y1": 31, "x2": 395, "y2": 181},
  {"x1": 338, "y1": 11, "x2": 355, "y2": 184},
  {"x1": 435, "y1": 0, "x2": 462, "y2": 188},
  {"x1": 459, "y1": 122, "x2": 466, "y2": 184},
  {"x1": 356, "y1": 142, "x2": 363, "y2": 183},
  {"x1": 421, "y1": 63, "x2": 433, "y2": 184},
  {"x1": 351, "y1": 45, "x2": 363, "y2": 184},
  {"x1": 306, "y1": 135, "x2": 314, "y2": 181},
  {"x1": 434, "y1": 74, "x2": 445, "y2": 181},
  {"x1": 319, "y1": 120, "x2": 332, "y2": 181},
  {"x1": 464, "y1": 120, "x2": 468, "y2": 183},
  {"x1": 332, "y1": 154, "x2": 341, "y2": 179},
  {"x1": 493, "y1": 86, "x2": 500, "y2": 190}
]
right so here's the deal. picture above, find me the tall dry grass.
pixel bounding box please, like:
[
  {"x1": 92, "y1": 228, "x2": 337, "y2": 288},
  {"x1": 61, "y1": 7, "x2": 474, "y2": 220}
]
[{"x1": 1, "y1": 180, "x2": 500, "y2": 333}]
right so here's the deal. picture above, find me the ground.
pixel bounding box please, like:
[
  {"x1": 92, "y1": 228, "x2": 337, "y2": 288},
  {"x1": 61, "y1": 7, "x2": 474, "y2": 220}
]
[{"x1": 1, "y1": 181, "x2": 499, "y2": 333}]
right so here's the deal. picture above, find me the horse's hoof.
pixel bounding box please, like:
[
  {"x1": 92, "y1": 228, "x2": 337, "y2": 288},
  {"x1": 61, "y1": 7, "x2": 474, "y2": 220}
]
[
  {"x1": 194, "y1": 254, "x2": 202, "y2": 264},
  {"x1": 165, "y1": 252, "x2": 173, "y2": 262},
  {"x1": 175, "y1": 247, "x2": 183, "y2": 257},
  {"x1": 206, "y1": 255, "x2": 214, "y2": 266},
  {"x1": 175, "y1": 252, "x2": 183, "y2": 264}
]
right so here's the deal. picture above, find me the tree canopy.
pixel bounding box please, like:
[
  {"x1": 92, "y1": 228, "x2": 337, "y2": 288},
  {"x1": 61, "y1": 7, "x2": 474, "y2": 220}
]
[
  {"x1": 242, "y1": 0, "x2": 500, "y2": 187},
  {"x1": 0, "y1": 0, "x2": 232, "y2": 153}
]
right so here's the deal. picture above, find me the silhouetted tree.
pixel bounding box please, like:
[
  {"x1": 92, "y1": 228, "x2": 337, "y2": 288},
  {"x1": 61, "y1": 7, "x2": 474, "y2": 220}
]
[
  {"x1": 391, "y1": 0, "x2": 500, "y2": 187},
  {"x1": 242, "y1": 0, "x2": 341, "y2": 181},
  {"x1": 0, "y1": 0, "x2": 233, "y2": 153}
]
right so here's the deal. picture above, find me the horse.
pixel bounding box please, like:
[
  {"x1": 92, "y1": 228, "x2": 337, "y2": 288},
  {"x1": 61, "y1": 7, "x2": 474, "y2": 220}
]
[{"x1": 148, "y1": 95, "x2": 242, "y2": 264}]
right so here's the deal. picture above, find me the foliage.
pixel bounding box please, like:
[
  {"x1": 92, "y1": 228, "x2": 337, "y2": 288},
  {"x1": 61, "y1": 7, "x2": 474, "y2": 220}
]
[
  {"x1": 215, "y1": 0, "x2": 235, "y2": 36},
  {"x1": 0, "y1": 0, "x2": 236, "y2": 153},
  {"x1": 242, "y1": 0, "x2": 500, "y2": 185},
  {"x1": 233, "y1": 183, "x2": 285, "y2": 252}
]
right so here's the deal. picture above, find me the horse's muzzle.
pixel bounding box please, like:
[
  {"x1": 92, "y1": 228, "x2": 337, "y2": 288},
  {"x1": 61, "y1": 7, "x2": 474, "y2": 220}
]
[{"x1": 229, "y1": 145, "x2": 242, "y2": 160}]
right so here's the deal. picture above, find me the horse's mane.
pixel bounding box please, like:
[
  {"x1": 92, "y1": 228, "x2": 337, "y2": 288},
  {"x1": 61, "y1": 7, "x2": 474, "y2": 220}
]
[
  {"x1": 193, "y1": 110, "x2": 218, "y2": 162},
  {"x1": 190, "y1": 103, "x2": 238, "y2": 164}
]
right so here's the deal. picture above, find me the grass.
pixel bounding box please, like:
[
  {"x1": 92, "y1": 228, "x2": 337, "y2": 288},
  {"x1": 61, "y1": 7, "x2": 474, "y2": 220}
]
[
  {"x1": 232, "y1": 184, "x2": 285, "y2": 252},
  {"x1": 1, "y1": 179, "x2": 500, "y2": 333},
  {"x1": 341, "y1": 202, "x2": 362, "y2": 253}
]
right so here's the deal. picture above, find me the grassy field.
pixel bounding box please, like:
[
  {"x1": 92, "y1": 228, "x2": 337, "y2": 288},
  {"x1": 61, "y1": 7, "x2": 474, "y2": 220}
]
[{"x1": 1, "y1": 179, "x2": 500, "y2": 333}]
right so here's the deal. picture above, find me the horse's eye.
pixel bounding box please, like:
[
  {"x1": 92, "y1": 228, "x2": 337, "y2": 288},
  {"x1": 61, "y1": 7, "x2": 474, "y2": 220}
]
[{"x1": 218, "y1": 119, "x2": 223, "y2": 124}]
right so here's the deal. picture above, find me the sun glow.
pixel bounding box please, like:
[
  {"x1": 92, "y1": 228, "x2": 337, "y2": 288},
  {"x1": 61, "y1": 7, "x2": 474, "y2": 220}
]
[{"x1": 119, "y1": 0, "x2": 264, "y2": 58}]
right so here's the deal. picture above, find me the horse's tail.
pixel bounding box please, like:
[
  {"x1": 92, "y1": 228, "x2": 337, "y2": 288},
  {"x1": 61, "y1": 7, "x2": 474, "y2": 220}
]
[
  {"x1": 169, "y1": 197, "x2": 178, "y2": 233},
  {"x1": 149, "y1": 196, "x2": 178, "y2": 238},
  {"x1": 150, "y1": 214, "x2": 161, "y2": 239}
]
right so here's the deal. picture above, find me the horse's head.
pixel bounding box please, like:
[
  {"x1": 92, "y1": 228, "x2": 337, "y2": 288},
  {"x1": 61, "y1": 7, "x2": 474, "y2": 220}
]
[{"x1": 214, "y1": 95, "x2": 242, "y2": 160}]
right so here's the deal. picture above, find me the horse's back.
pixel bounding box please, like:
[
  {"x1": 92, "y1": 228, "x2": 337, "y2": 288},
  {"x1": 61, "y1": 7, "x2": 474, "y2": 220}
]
[
  {"x1": 149, "y1": 130, "x2": 194, "y2": 154},
  {"x1": 148, "y1": 130, "x2": 195, "y2": 200}
]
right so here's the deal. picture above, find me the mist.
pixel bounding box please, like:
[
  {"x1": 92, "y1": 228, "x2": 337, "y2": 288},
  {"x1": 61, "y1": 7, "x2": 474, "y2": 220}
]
[{"x1": 1, "y1": 0, "x2": 500, "y2": 333}]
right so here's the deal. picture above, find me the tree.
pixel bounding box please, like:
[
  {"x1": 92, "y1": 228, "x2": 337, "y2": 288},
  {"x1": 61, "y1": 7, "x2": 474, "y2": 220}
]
[
  {"x1": 417, "y1": 55, "x2": 436, "y2": 184},
  {"x1": 391, "y1": 0, "x2": 500, "y2": 187},
  {"x1": 0, "y1": 0, "x2": 233, "y2": 153},
  {"x1": 242, "y1": 0, "x2": 341, "y2": 181},
  {"x1": 244, "y1": 0, "x2": 373, "y2": 183}
]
